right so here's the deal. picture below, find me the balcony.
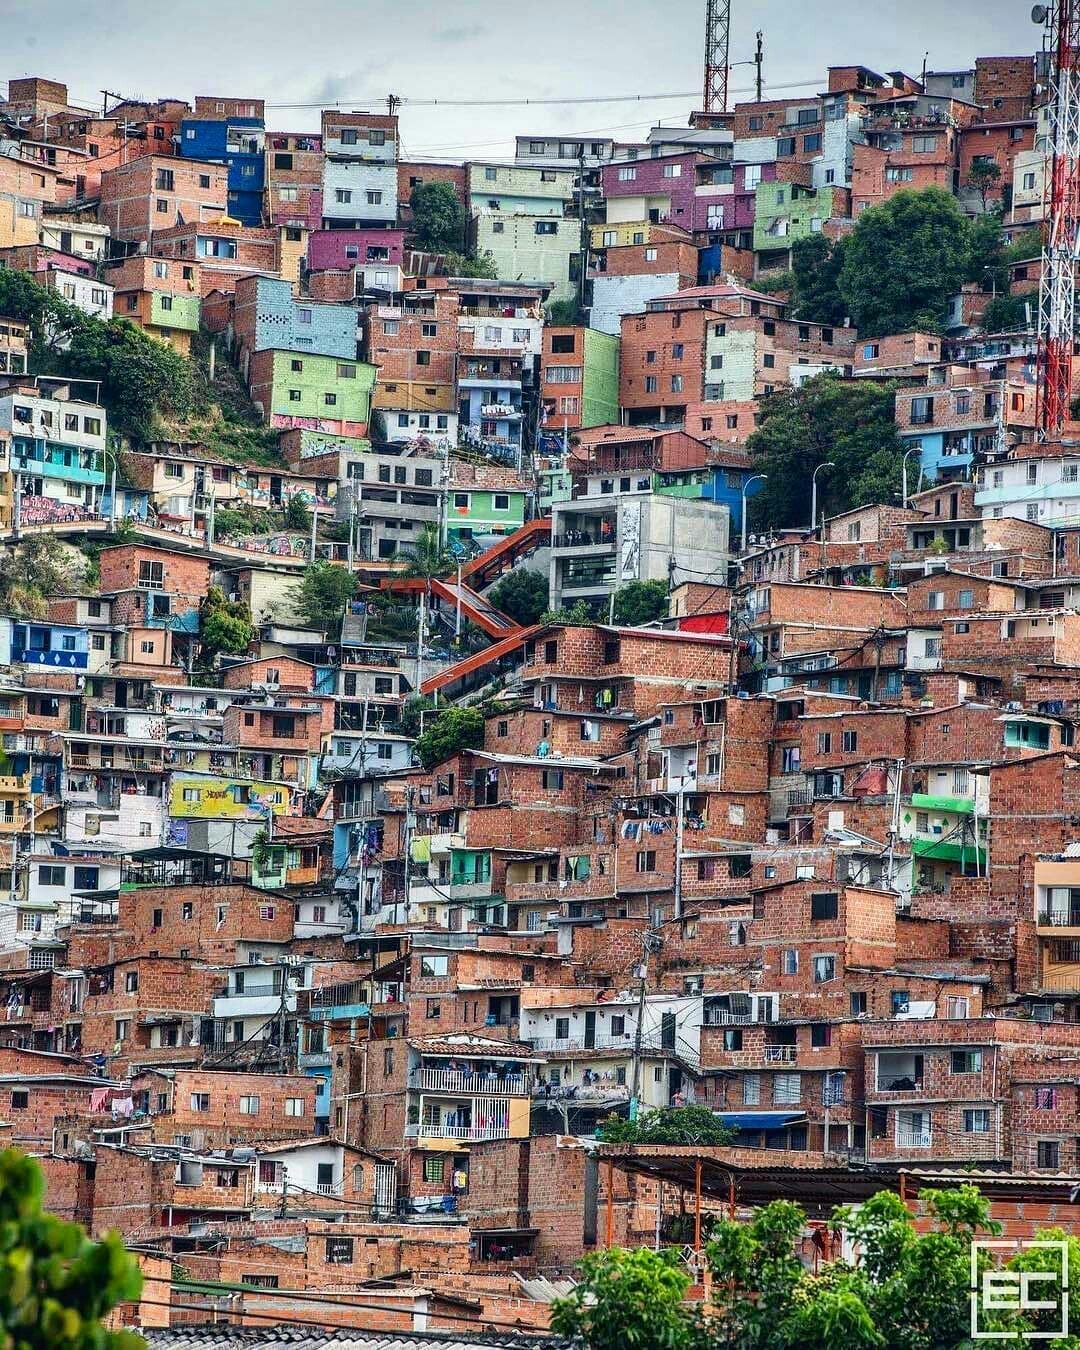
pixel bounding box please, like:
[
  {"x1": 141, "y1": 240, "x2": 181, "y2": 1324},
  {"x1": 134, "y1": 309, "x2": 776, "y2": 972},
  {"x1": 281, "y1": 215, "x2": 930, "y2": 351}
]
[
  {"x1": 894, "y1": 1128, "x2": 932, "y2": 1148},
  {"x1": 411, "y1": 1068, "x2": 530, "y2": 1095},
  {"x1": 1037, "y1": 909, "x2": 1080, "y2": 931},
  {"x1": 479, "y1": 404, "x2": 522, "y2": 419},
  {"x1": 406, "y1": 1122, "x2": 510, "y2": 1142},
  {"x1": 763, "y1": 1045, "x2": 798, "y2": 1064}
]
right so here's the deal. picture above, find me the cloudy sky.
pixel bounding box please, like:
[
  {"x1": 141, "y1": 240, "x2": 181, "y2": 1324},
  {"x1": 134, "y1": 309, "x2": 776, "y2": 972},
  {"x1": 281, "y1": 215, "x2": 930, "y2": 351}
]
[{"x1": 4, "y1": 0, "x2": 1044, "y2": 159}]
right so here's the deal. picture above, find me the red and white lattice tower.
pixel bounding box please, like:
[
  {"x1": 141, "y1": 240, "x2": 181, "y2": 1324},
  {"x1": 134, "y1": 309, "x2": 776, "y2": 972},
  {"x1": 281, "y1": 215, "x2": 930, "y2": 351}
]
[
  {"x1": 703, "y1": 0, "x2": 731, "y2": 114},
  {"x1": 1037, "y1": 0, "x2": 1080, "y2": 439}
]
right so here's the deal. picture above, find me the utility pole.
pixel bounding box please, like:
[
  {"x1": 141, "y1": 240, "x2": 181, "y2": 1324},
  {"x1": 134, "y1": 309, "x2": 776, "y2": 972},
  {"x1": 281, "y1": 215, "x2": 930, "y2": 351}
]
[
  {"x1": 277, "y1": 1165, "x2": 288, "y2": 1218},
  {"x1": 674, "y1": 784, "x2": 685, "y2": 921},
  {"x1": 577, "y1": 150, "x2": 588, "y2": 321},
  {"x1": 754, "y1": 31, "x2": 764, "y2": 101},
  {"x1": 629, "y1": 928, "x2": 661, "y2": 1120}
]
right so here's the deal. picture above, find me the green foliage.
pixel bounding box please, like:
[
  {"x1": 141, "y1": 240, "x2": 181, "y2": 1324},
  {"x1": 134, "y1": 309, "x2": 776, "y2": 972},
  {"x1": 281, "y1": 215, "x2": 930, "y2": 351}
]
[
  {"x1": 1004, "y1": 226, "x2": 1044, "y2": 264},
  {"x1": 409, "y1": 181, "x2": 467, "y2": 253},
  {"x1": 294, "y1": 560, "x2": 357, "y2": 630},
  {"x1": 546, "y1": 297, "x2": 584, "y2": 325},
  {"x1": 966, "y1": 158, "x2": 1002, "y2": 209},
  {"x1": 0, "y1": 1147, "x2": 144, "y2": 1349},
  {"x1": 212, "y1": 504, "x2": 278, "y2": 541},
  {"x1": 488, "y1": 569, "x2": 550, "y2": 626},
  {"x1": 596, "y1": 1106, "x2": 737, "y2": 1146},
  {"x1": 789, "y1": 233, "x2": 850, "y2": 325},
  {"x1": 251, "y1": 828, "x2": 272, "y2": 873},
  {"x1": 394, "y1": 523, "x2": 456, "y2": 584},
  {"x1": 981, "y1": 293, "x2": 1031, "y2": 332},
  {"x1": 399, "y1": 694, "x2": 437, "y2": 738},
  {"x1": 612, "y1": 579, "x2": 669, "y2": 627},
  {"x1": 540, "y1": 600, "x2": 595, "y2": 625},
  {"x1": 550, "y1": 1247, "x2": 694, "y2": 1350},
  {"x1": 63, "y1": 317, "x2": 195, "y2": 440},
  {"x1": 199, "y1": 585, "x2": 254, "y2": 663},
  {"x1": 965, "y1": 206, "x2": 1006, "y2": 288},
  {"x1": 839, "y1": 188, "x2": 973, "y2": 336},
  {"x1": 0, "y1": 535, "x2": 70, "y2": 618},
  {"x1": 414, "y1": 705, "x2": 485, "y2": 769},
  {"x1": 443, "y1": 249, "x2": 499, "y2": 279},
  {"x1": 753, "y1": 269, "x2": 794, "y2": 296},
  {"x1": 746, "y1": 373, "x2": 904, "y2": 530},
  {"x1": 283, "y1": 494, "x2": 311, "y2": 531}
]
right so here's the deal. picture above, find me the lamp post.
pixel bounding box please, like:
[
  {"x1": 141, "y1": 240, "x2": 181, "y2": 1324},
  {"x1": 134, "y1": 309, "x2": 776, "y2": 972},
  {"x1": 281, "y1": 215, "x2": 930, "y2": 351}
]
[
  {"x1": 99, "y1": 446, "x2": 118, "y2": 529},
  {"x1": 902, "y1": 445, "x2": 922, "y2": 507},
  {"x1": 811, "y1": 461, "x2": 836, "y2": 534},
  {"x1": 740, "y1": 474, "x2": 767, "y2": 552}
]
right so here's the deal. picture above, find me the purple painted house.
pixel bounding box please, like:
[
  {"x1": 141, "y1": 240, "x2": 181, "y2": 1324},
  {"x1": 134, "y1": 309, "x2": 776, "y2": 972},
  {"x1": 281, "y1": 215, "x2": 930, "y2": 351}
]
[
  {"x1": 307, "y1": 228, "x2": 406, "y2": 272},
  {"x1": 600, "y1": 152, "x2": 775, "y2": 235},
  {"x1": 694, "y1": 161, "x2": 780, "y2": 235}
]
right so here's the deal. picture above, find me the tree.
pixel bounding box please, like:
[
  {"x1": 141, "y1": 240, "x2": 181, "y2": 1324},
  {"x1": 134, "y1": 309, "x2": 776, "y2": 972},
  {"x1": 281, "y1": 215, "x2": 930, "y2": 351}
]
[
  {"x1": 293, "y1": 560, "x2": 357, "y2": 630},
  {"x1": 443, "y1": 249, "x2": 499, "y2": 279},
  {"x1": 488, "y1": 569, "x2": 550, "y2": 626},
  {"x1": 790, "y1": 233, "x2": 849, "y2": 326},
  {"x1": 63, "y1": 316, "x2": 195, "y2": 440},
  {"x1": 746, "y1": 374, "x2": 904, "y2": 531},
  {"x1": 283, "y1": 494, "x2": 311, "y2": 531},
  {"x1": 550, "y1": 1247, "x2": 695, "y2": 1350},
  {"x1": 414, "y1": 705, "x2": 485, "y2": 769},
  {"x1": 981, "y1": 293, "x2": 1030, "y2": 333},
  {"x1": 597, "y1": 1106, "x2": 737, "y2": 1146},
  {"x1": 399, "y1": 694, "x2": 437, "y2": 738},
  {"x1": 199, "y1": 585, "x2": 254, "y2": 662},
  {"x1": 410, "y1": 181, "x2": 467, "y2": 253},
  {"x1": 541, "y1": 600, "x2": 595, "y2": 625},
  {"x1": 546, "y1": 298, "x2": 583, "y2": 325},
  {"x1": 839, "y1": 188, "x2": 972, "y2": 336},
  {"x1": 0, "y1": 1148, "x2": 144, "y2": 1349},
  {"x1": 394, "y1": 524, "x2": 456, "y2": 591},
  {"x1": 612, "y1": 579, "x2": 669, "y2": 627},
  {"x1": 0, "y1": 535, "x2": 70, "y2": 618},
  {"x1": 967, "y1": 158, "x2": 1003, "y2": 211}
]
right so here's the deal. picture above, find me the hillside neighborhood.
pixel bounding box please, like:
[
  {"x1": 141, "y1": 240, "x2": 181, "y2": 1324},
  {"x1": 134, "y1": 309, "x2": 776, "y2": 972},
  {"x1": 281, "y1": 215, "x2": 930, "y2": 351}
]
[{"x1": 1, "y1": 35, "x2": 1080, "y2": 1345}]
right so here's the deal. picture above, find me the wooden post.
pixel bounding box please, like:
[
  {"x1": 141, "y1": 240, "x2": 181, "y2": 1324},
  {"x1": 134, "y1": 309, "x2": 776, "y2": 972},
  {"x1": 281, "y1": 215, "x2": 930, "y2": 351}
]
[
  {"x1": 694, "y1": 1158, "x2": 702, "y2": 1252},
  {"x1": 899, "y1": 1170, "x2": 907, "y2": 1204},
  {"x1": 605, "y1": 1160, "x2": 614, "y2": 1247},
  {"x1": 728, "y1": 1172, "x2": 736, "y2": 1220}
]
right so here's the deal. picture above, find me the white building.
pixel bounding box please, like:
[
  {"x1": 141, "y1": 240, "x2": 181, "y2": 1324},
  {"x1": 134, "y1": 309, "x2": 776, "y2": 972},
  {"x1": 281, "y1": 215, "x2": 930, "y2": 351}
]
[
  {"x1": 42, "y1": 270, "x2": 113, "y2": 322},
  {"x1": 38, "y1": 218, "x2": 110, "y2": 260},
  {"x1": 974, "y1": 453, "x2": 1080, "y2": 527}
]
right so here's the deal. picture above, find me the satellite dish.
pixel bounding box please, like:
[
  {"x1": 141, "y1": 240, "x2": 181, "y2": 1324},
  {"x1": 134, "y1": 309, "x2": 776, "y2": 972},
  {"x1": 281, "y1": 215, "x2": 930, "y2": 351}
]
[{"x1": 1032, "y1": 4, "x2": 1049, "y2": 22}]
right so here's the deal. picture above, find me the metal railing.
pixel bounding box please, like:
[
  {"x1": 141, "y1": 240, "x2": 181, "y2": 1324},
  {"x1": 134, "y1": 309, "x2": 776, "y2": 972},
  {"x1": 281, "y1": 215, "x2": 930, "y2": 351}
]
[
  {"x1": 763, "y1": 1045, "x2": 798, "y2": 1064},
  {"x1": 413, "y1": 1068, "x2": 529, "y2": 1095},
  {"x1": 894, "y1": 1129, "x2": 932, "y2": 1148},
  {"x1": 405, "y1": 1122, "x2": 511, "y2": 1141}
]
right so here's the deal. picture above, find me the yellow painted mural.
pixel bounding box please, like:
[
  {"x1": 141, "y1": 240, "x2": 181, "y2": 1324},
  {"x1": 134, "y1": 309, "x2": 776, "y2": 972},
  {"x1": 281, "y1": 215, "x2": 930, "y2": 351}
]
[{"x1": 169, "y1": 776, "x2": 290, "y2": 819}]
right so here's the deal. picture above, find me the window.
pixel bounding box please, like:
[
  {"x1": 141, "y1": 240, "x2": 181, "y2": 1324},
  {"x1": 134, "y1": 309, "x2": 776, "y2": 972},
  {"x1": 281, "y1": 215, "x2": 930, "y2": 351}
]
[
  {"x1": 842, "y1": 730, "x2": 858, "y2": 752},
  {"x1": 535, "y1": 220, "x2": 557, "y2": 235},
  {"x1": 774, "y1": 1073, "x2": 801, "y2": 1105},
  {"x1": 284, "y1": 1097, "x2": 305, "y2": 1117},
  {"x1": 777, "y1": 136, "x2": 795, "y2": 156},
  {"x1": 951, "y1": 1050, "x2": 983, "y2": 1074},
  {"x1": 812, "y1": 955, "x2": 836, "y2": 983},
  {"x1": 366, "y1": 190, "x2": 383, "y2": 205},
  {"x1": 811, "y1": 1023, "x2": 832, "y2": 1048},
  {"x1": 817, "y1": 732, "x2": 832, "y2": 754},
  {"x1": 239, "y1": 1095, "x2": 260, "y2": 1114},
  {"x1": 190, "y1": 1093, "x2": 210, "y2": 1112},
  {"x1": 1035, "y1": 1087, "x2": 1058, "y2": 1109},
  {"x1": 963, "y1": 1108, "x2": 991, "y2": 1133},
  {"x1": 850, "y1": 991, "x2": 867, "y2": 1016},
  {"x1": 781, "y1": 949, "x2": 798, "y2": 975},
  {"x1": 662, "y1": 163, "x2": 682, "y2": 177},
  {"x1": 810, "y1": 892, "x2": 838, "y2": 921},
  {"x1": 38, "y1": 865, "x2": 65, "y2": 887},
  {"x1": 421, "y1": 955, "x2": 449, "y2": 976},
  {"x1": 10, "y1": 1091, "x2": 28, "y2": 1111},
  {"x1": 423, "y1": 1155, "x2": 445, "y2": 1183},
  {"x1": 125, "y1": 971, "x2": 139, "y2": 994},
  {"x1": 803, "y1": 133, "x2": 822, "y2": 152},
  {"x1": 1036, "y1": 1140, "x2": 1060, "y2": 1169},
  {"x1": 325, "y1": 1237, "x2": 354, "y2": 1264},
  {"x1": 618, "y1": 166, "x2": 636, "y2": 181},
  {"x1": 636, "y1": 850, "x2": 656, "y2": 873},
  {"x1": 912, "y1": 135, "x2": 939, "y2": 153}
]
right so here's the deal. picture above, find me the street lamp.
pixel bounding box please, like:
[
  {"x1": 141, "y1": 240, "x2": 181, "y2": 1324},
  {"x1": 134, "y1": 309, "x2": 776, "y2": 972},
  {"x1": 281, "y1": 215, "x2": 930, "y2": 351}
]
[
  {"x1": 902, "y1": 445, "x2": 922, "y2": 507},
  {"x1": 98, "y1": 446, "x2": 119, "y2": 530},
  {"x1": 810, "y1": 461, "x2": 836, "y2": 534},
  {"x1": 740, "y1": 474, "x2": 767, "y2": 552}
]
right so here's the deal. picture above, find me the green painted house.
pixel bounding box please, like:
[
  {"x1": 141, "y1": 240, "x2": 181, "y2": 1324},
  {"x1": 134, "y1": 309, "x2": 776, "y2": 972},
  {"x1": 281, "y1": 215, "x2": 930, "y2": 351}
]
[
  {"x1": 753, "y1": 182, "x2": 846, "y2": 259},
  {"x1": 251, "y1": 351, "x2": 378, "y2": 433}
]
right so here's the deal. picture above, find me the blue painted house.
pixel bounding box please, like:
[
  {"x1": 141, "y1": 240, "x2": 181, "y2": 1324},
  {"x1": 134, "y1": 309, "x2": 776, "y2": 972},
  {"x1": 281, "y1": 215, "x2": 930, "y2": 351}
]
[{"x1": 179, "y1": 117, "x2": 265, "y2": 225}]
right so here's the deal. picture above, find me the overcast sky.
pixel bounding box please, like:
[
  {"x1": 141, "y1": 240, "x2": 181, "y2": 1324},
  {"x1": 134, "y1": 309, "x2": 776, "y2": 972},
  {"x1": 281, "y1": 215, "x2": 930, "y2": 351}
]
[{"x1": 3, "y1": 0, "x2": 1044, "y2": 160}]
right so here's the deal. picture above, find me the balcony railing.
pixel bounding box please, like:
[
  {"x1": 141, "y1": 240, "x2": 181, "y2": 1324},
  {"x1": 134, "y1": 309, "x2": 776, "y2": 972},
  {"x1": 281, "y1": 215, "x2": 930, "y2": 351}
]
[
  {"x1": 877, "y1": 1076, "x2": 924, "y2": 1092},
  {"x1": 1038, "y1": 910, "x2": 1080, "y2": 927},
  {"x1": 894, "y1": 1129, "x2": 932, "y2": 1148},
  {"x1": 787, "y1": 788, "x2": 814, "y2": 808},
  {"x1": 412, "y1": 1068, "x2": 529, "y2": 1095},
  {"x1": 763, "y1": 1045, "x2": 797, "y2": 1063},
  {"x1": 406, "y1": 1122, "x2": 511, "y2": 1141}
]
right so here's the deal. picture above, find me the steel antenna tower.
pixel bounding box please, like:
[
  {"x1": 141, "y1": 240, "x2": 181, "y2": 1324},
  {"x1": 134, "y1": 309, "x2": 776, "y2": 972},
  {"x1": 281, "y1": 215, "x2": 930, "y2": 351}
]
[
  {"x1": 703, "y1": 0, "x2": 732, "y2": 113},
  {"x1": 1036, "y1": 0, "x2": 1080, "y2": 439}
]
